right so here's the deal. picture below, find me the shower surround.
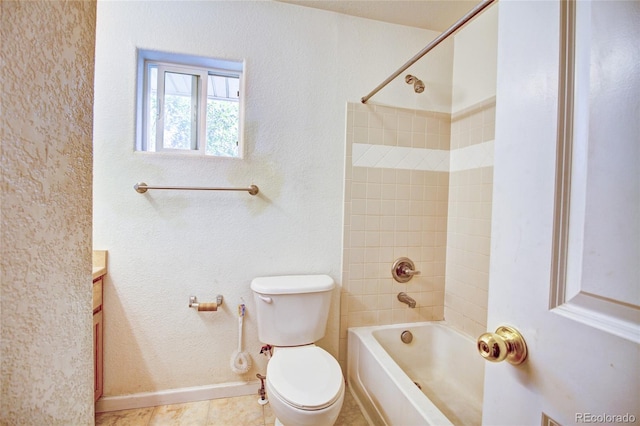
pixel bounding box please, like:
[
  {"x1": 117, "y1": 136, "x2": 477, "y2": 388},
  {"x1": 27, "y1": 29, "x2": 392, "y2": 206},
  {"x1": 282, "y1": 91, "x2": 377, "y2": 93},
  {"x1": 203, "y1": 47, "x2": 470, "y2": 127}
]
[{"x1": 340, "y1": 98, "x2": 495, "y2": 369}]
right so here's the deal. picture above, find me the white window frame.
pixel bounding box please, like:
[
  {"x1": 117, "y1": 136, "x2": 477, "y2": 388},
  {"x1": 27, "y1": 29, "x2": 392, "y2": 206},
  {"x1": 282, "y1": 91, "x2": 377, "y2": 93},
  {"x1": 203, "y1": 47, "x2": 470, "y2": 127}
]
[
  {"x1": 136, "y1": 50, "x2": 244, "y2": 158},
  {"x1": 153, "y1": 63, "x2": 208, "y2": 154}
]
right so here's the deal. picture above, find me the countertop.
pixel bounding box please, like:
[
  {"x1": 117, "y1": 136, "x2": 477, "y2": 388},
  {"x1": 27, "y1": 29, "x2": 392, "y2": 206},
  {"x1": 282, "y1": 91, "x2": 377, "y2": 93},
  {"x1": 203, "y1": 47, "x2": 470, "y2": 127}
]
[{"x1": 93, "y1": 250, "x2": 108, "y2": 280}]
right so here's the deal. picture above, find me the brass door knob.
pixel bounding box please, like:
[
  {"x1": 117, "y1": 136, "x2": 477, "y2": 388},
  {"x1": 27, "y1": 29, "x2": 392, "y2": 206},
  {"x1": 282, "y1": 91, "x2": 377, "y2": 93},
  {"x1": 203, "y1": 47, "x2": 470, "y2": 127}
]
[{"x1": 477, "y1": 325, "x2": 527, "y2": 365}]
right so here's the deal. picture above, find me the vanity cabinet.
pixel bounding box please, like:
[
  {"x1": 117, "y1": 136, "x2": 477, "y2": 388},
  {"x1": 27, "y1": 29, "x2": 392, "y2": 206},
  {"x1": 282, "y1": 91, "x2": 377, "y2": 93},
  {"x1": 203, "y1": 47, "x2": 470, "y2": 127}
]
[
  {"x1": 92, "y1": 250, "x2": 107, "y2": 402},
  {"x1": 93, "y1": 275, "x2": 104, "y2": 401}
]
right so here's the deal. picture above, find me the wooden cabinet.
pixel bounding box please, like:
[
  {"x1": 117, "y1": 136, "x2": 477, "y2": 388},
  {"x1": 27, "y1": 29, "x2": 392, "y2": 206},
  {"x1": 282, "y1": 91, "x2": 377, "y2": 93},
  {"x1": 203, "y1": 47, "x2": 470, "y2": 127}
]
[{"x1": 93, "y1": 276, "x2": 104, "y2": 402}]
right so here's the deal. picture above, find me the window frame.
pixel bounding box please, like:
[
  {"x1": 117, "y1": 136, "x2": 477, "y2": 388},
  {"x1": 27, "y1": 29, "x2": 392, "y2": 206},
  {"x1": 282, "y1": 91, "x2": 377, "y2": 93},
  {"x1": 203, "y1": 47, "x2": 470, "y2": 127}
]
[{"x1": 136, "y1": 50, "x2": 245, "y2": 158}]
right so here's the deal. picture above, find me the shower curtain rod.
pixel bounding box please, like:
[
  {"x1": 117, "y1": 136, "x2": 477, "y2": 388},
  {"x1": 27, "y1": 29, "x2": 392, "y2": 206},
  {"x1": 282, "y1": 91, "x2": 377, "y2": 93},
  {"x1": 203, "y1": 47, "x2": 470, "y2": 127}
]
[{"x1": 361, "y1": 0, "x2": 497, "y2": 104}]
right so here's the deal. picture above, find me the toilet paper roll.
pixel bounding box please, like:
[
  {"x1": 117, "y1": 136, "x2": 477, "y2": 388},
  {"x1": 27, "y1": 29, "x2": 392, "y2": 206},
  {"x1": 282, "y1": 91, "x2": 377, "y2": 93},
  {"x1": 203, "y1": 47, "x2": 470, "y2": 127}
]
[{"x1": 197, "y1": 303, "x2": 218, "y2": 311}]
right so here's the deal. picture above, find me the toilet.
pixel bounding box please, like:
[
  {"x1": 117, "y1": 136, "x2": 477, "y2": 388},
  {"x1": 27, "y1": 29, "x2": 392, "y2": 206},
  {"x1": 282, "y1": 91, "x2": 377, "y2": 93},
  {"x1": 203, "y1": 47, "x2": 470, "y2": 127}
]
[{"x1": 251, "y1": 275, "x2": 345, "y2": 426}]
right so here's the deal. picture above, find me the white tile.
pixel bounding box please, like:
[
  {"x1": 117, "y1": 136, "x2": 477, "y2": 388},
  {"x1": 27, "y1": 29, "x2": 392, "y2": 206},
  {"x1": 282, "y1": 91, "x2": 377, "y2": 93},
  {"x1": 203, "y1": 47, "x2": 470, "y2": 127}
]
[
  {"x1": 450, "y1": 140, "x2": 494, "y2": 171},
  {"x1": 377, "y1": 146, "x2": 412, "y2": 169}
]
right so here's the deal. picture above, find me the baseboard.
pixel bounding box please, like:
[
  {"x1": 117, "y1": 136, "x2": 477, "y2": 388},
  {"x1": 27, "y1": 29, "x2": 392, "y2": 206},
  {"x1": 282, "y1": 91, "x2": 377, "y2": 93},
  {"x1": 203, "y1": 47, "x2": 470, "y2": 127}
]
[{"x1": 95, "y1": 380, "x2": 260, "y2": 413}]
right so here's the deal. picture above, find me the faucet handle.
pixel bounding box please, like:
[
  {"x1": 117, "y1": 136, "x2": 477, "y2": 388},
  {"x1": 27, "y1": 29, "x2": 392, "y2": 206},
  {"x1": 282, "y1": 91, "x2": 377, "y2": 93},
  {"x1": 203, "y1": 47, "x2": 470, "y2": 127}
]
[
  {"x1": 392, "y1": 257, "x2": 420, "y2": 283},
  {"x1": 400, "y1": 264, "x2": 421, "y2": 276}
]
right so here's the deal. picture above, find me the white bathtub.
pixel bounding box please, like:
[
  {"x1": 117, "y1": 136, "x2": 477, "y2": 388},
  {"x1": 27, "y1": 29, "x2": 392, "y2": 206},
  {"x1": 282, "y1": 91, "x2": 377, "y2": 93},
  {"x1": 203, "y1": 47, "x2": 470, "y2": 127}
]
[{"x1": 347, "y1": 321, "x2": 484, "y2": 426}]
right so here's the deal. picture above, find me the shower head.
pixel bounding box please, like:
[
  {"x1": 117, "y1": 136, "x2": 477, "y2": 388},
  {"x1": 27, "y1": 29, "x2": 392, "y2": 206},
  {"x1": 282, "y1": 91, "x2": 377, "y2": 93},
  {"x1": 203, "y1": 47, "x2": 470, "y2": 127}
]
[{"x1": 405, "y1": 74, "x2": 425, "y2": 94}]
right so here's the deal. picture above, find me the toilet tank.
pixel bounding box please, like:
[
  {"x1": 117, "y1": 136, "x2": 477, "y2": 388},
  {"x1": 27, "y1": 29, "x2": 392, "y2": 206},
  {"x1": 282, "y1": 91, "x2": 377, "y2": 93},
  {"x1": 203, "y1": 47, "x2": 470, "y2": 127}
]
[{"x1": 251, "y1": 275, "x2": 334, "y2": 346}]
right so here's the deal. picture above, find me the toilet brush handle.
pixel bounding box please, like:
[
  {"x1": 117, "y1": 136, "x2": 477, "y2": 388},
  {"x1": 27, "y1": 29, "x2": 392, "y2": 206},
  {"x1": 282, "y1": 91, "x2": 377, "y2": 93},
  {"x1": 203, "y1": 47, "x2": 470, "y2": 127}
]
[{"x1": 237, "y1": 316, "x2": 243, "y2": 350}]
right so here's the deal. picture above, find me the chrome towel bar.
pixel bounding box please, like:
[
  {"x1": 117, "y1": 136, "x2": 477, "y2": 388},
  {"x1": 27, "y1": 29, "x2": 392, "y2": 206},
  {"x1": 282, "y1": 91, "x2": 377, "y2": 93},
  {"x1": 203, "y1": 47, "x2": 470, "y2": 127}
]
[{"x1": 134, "y1": 182, "x2": 259, "y2": 195}]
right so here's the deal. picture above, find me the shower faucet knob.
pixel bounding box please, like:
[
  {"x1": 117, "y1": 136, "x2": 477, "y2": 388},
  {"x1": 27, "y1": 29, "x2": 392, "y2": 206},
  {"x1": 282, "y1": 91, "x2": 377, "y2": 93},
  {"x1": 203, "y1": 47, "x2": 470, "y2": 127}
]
[{"x1": 391, "y1": 257, "x2": 421, "y2": 283}]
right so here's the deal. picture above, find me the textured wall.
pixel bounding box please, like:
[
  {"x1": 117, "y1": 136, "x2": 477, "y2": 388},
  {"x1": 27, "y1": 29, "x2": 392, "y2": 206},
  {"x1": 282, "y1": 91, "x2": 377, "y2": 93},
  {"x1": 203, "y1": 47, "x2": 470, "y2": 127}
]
[
  {"x1": 451, "y1": 5, "x2": 499, "y2": 112},
  {"x1": 1, "y1": 1, "x2": 96, "y2": 424},
  {"x1": 93, "y1": 0, "x2": 448, "y2": 399}
]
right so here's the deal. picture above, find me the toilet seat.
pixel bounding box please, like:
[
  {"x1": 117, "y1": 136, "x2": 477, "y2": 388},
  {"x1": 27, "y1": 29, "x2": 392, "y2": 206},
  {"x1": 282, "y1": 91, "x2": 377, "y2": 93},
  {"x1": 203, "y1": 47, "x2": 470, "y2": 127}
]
[{"x1": 267, "y1": 346, "x2": 344, "y2": 411}]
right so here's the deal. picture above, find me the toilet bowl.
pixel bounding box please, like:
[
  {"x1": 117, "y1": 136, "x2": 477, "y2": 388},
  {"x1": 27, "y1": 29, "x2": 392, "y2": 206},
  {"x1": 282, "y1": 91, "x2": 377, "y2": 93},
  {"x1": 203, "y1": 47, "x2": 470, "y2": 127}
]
[
  {"x1": 266, "y1": 346, "x2": 345, "y2": 426},
  {"x1": 251, "y1": 275, "x2": 345, "y2": 426}
]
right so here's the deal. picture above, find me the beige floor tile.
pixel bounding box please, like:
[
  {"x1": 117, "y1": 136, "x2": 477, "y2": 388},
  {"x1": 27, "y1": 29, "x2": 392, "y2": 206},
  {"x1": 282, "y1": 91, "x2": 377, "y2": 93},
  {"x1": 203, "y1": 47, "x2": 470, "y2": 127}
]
[
  {"x1": 95, "y1": 406, "x2": 154, "y2": 426},
  {"x1": 206, "y1": 394, "x2": 267, "y2": 426},
  {"x1": 95, "y1": 386, "x2": 368, "y2": 426},
  {"x1": 335, "y1": 389, "x2": 369, "y2": 426},
  {"x1": 261, "y1": 400, "x2": 276, "y2": 425},
  {"x1": 149, "y1": 400, "x2": 210, "y2": 425}
]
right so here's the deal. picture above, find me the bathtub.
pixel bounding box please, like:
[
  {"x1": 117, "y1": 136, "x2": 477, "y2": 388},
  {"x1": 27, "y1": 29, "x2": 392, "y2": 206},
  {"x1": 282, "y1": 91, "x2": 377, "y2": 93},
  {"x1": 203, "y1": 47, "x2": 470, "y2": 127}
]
[{"x1": 347, "y1": 321, "x2": 484, "y2": 426}]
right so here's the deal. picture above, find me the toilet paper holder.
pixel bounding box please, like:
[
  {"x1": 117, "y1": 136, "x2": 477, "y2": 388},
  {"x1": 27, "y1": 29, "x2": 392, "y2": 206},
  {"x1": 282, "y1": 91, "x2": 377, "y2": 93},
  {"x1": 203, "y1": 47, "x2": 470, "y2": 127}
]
[{"x1": 189, "y1": 295, "x2": 223, "y2": 311}]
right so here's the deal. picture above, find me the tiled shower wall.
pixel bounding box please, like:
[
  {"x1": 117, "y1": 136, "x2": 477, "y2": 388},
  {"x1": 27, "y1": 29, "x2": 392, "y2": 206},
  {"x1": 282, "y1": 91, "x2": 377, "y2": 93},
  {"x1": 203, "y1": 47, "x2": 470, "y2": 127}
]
[
  {"x1": 339, "y1": 99, "x2": 495, "y2": 369},
  {"x1": 445, "y1": 98, "x2": 496, "y2": 339},
  {"x1": 340, "y1": 102, "x2": 451, "y2": 368}
]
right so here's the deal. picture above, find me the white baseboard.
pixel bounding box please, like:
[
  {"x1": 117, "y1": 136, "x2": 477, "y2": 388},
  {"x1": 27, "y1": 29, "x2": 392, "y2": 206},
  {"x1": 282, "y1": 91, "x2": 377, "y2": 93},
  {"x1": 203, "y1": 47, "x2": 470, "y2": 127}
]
[{"x1": 95, "y1": 380, "x2": 260, "y2": 413}]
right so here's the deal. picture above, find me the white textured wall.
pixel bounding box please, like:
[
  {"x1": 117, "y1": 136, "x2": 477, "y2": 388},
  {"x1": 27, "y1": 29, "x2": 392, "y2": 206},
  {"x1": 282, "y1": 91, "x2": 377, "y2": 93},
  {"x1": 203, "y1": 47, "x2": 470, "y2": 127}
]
[
  {"x1": 93, "y1": 0, "x2": 449, "y2": 397},
  {"x1": 1, "y1": 1, "x2": 96, "y2": 424},
  {"x1": 452, "y1": 5, "x2": 498, "y2": 112}
]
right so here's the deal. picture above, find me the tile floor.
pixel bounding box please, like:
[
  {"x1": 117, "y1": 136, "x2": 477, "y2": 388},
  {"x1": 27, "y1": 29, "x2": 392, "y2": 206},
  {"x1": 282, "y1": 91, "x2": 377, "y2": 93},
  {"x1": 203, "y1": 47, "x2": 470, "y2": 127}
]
[{"x1": 95, "y1": 387, "x2": 369, "y2": 426}]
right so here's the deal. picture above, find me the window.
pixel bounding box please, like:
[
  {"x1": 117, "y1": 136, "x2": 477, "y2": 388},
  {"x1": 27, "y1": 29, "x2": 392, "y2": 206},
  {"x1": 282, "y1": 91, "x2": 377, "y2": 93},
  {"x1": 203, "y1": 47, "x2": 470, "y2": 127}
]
[{"x1": 136, "y1": 50, "x2": 244, "y2": 157}]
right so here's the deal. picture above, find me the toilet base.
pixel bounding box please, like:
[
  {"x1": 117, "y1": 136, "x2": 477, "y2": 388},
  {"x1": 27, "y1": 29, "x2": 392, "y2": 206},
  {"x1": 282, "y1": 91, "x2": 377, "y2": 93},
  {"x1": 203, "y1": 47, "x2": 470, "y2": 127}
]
[{"x1": 267, "y1": 379, "x2": 344, "y2": 426}]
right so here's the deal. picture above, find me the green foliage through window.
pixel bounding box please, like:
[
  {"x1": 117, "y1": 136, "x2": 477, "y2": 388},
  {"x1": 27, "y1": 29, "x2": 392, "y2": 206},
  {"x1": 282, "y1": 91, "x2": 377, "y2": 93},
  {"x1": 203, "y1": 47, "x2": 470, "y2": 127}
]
[{"x1": 206, "y1": 99, "x2": 239, "y2": 157}]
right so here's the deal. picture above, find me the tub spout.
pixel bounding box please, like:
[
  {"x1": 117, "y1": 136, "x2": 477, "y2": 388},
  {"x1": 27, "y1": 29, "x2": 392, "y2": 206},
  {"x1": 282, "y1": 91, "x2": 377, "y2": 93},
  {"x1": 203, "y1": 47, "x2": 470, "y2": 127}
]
[{"x1": 397, "y1": 292, "x2": 416, "y2": 308}]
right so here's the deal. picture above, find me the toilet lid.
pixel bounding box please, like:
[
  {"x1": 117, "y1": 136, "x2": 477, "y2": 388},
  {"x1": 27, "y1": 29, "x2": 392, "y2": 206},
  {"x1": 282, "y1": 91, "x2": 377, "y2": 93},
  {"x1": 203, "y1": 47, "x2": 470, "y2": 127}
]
[{"x1": 267, "y1": 346, "x2": 343, "y2": 410}]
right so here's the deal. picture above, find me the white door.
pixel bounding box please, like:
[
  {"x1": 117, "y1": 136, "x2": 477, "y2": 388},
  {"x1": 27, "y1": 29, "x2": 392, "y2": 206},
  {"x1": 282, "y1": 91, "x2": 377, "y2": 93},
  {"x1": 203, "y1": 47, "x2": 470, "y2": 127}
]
[{"x1": 483, "y1": 1, "x2": 640, "y2": 424}]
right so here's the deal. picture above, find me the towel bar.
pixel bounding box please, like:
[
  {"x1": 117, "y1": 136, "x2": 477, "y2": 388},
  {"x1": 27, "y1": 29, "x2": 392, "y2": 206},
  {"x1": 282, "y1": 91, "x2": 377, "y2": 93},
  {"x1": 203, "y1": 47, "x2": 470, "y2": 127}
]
[{"x1": 134, "y1": 182, "x2": 259, "y2": 195}]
